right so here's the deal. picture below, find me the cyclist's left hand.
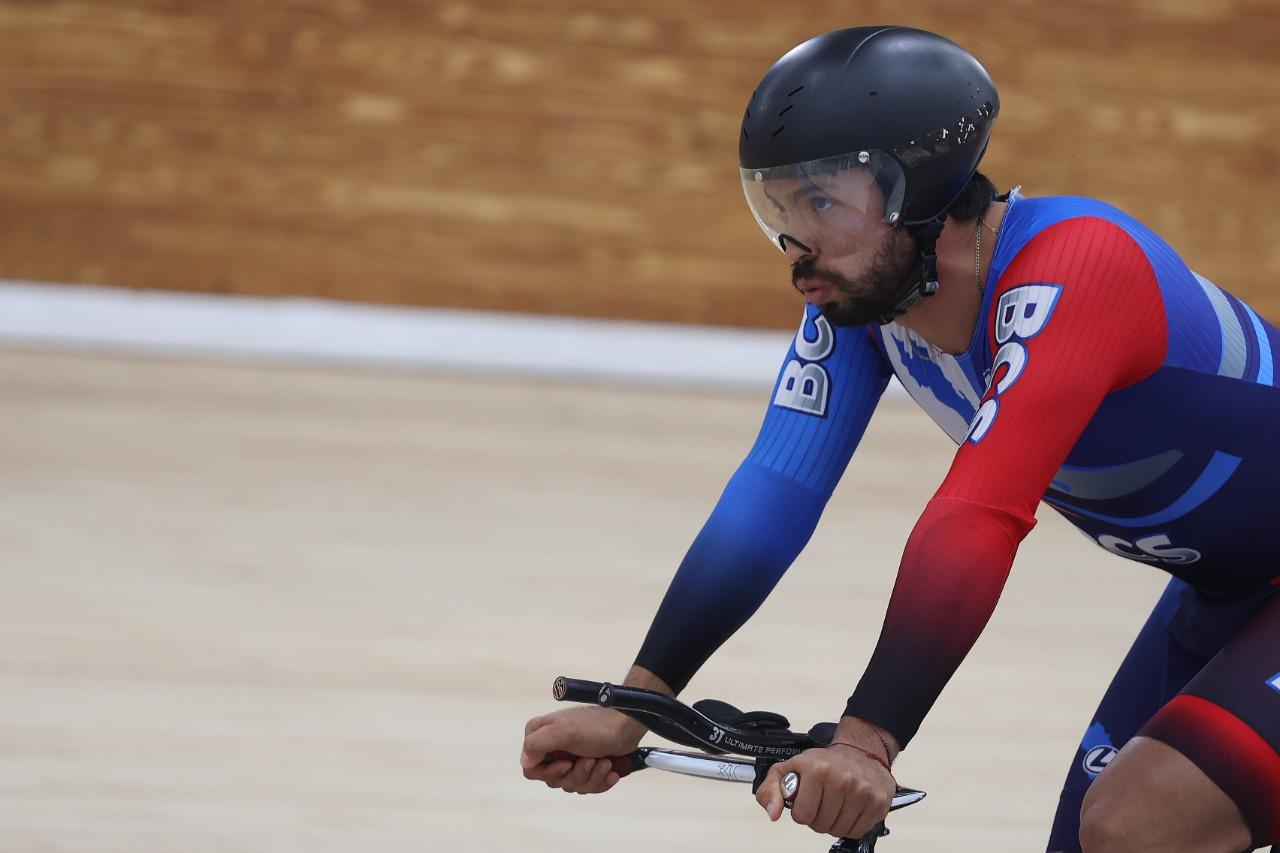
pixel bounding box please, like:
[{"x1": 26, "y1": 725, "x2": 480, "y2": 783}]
[{"x1": 755, "y1": 743, "x2": 894, "y2": 839}]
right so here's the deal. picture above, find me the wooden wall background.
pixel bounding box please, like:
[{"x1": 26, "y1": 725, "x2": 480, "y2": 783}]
[{"x1": 1, "y1": 0, "x2": 1277, "y2": 329}]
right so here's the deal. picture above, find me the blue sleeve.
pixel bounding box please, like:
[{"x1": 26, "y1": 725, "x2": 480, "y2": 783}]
[{"x1": 634, "y1": 307, "x2": 892, "y2": 693}]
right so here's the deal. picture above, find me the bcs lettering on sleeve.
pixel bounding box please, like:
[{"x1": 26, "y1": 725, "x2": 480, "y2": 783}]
[
  {"x1": 1097, "y1": 533, "x2": 1201, "y2": 565},
  {"x1": 966, "y1": 283, "x2": 1063, "y2": 444},
  {"x1": 774, "y1": 312, "x2": 834, "y2": 417}
]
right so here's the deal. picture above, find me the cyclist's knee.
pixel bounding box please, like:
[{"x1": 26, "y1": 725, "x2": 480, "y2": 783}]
[
  {"x1": 1078, "y1": 776, "x2": 1191, "y2": 853},
  {"x1": 1078, "y1": 762, "x2": 1250, "y2": 853},
  {"x1": 1078, "y1": 784, "x2": 1143, "y2": 853}
]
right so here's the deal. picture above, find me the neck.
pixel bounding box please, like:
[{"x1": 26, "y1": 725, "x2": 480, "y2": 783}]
[{"x1": 895, "y1": 200, "x2": 1007, "y2": 354}]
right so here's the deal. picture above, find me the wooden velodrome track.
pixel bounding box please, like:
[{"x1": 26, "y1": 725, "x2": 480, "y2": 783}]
[{"x1": 0, "y1": 347, "x2": 1169, "y2": 852}]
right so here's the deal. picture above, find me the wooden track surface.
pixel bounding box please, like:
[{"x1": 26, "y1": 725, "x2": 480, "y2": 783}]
[
  {"x1": 0, "y1": 349, "x2": 1169, "y2": 851},
  {"x1": 0, "y1": 1, "x2": 1278, "y2": 327}
]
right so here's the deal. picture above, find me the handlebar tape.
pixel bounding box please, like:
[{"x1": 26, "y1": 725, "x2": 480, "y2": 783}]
[{"x1": 544, "y1": 749, "x2": 641, "y2": 778}]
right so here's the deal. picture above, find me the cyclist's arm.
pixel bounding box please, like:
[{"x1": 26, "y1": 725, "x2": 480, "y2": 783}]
[
  {"x1": 634, "y1": 306, "x2": 892, "y2": 695},
  {"x1": 845, "y1": 217, "x2": 1169, "y2": 748}
]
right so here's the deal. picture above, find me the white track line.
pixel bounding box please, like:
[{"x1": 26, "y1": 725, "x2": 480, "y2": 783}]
[{"x1": 0, "y1": 279, "x2": 905, "y2": 394}]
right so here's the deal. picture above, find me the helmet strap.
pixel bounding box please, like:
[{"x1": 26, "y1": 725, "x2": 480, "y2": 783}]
[{"x1": 875, "y1": 216, "x2": 945, "y2": 325}]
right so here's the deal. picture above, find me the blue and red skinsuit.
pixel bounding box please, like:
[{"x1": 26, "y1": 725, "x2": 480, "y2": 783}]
[{"x1": 634, "y1": 191, "x2": 1280, "y2": 847}]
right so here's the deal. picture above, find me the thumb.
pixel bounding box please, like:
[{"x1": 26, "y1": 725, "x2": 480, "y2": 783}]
[
  {"x1": 520, "y1": 714, "x2": 555, "y2": 768},
  {"x1": 756, "y1": 761, "x2": 790, "y2": 822},
  {"x1": 522, "y1": 717, "x2": 578, "y2": 763},
  {"x1": 521, "y1": 722, "x2": 562, "y2": 769}
]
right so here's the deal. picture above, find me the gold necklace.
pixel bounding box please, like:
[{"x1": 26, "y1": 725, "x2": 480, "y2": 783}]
[
  {"x1": 975, "y1": 215, "x2": 1000, "y2": 296},
  {"x1": 975, "y1": 217, "x2": 985, "y2": 294}
]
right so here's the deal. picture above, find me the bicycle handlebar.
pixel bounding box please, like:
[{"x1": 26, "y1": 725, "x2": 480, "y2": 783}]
[
  {"x1": 550, "y1": 675, "x2": 925, "y2": 852},
  {"x1": 553, "y1": 676, "x2": 814, "y2": 757},
  {"x1": 549, "y1": 676, "x2": 925, "y2": 853}
]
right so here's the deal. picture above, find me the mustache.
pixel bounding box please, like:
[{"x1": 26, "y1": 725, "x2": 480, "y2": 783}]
[{"x1": 791, "y1": 258, "x2": 846, "y2": 292}]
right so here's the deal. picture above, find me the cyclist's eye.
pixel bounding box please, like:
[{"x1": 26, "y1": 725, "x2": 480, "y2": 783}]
[{"x1": 807, "y1": 194, "x2": 834, "y2": 213}]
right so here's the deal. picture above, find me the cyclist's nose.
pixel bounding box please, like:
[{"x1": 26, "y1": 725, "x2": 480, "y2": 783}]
[{"x1": 779, "y1": 234, "x2": 813, "y2": 263}]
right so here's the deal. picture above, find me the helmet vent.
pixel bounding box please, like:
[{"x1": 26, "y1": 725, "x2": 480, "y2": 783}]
[
  {"x1": 787, "y1": 86, "x2": 804, "y2": 96},
  {"x1": 771, "y1": 125, "x2": 786, "y2": 138},
  {"x1": 777, "y1": 105, "x2": 793, "y2": 116}
]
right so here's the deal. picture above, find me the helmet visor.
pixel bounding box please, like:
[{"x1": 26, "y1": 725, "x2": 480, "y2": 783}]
[{"x1": 740, "y1": 149, "x2": 906, "y2": 257}]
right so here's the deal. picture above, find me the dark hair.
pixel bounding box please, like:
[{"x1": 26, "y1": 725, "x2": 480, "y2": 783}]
[{"x1": 945, "y1": 171, "x2": 997, "y2": 223}]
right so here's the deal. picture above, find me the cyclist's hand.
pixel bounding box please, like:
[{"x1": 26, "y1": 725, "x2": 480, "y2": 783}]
[
  {"x1": 520, "y1": 706, "x2": 643, "y2": 794},
  {"x1": 756, "y1": 744, "x2": 895, "y2": 839}
]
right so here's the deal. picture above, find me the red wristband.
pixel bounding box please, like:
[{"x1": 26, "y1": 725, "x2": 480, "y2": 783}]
[
  {"x1": 846, "y1": 717, "x2": 895, "y2": 766},
  {"x1": 868, "y1": 725, "x2": 894, "y2": 766},
  {"x1": 827, "y1": 740, "x2": 896, "y2": 782}
]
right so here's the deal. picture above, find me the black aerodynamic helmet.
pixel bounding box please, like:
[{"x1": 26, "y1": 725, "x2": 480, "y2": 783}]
[{"x1": 739, "y1": 26, "x2": 998, "y2": 318}]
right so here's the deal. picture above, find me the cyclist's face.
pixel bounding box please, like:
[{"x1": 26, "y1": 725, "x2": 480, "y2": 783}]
[
  {"x1": 785, "y1": 216, "x2": 918, "y2": 328},
  {"x1": 759, "y1": 167, "x2": 890, "y2": 260},
  {"x1": 745, "y1": 163, "x2": 917, "y2": 326}
]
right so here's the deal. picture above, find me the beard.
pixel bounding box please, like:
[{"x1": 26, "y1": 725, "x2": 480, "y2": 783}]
[{"x1": 791, "y1": 229, "x2": 920, "y2": 327}]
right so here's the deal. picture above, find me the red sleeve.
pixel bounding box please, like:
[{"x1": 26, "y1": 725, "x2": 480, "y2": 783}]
[{"x1": 844, "y1": 217, "x2": 1168, "y2": 748}]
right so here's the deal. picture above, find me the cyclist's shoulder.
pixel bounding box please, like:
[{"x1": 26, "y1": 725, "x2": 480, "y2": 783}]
[
  {"x1": 978, "y1": 195, "x2": 1171, "y2": 379},
  {"x1": 994, "y1": 193, "x2": 1256, "y2": 324},
  {"x1": 991, "y1": 192, "x2": 1178, "y2": 299},
  {"x1": 996, "y1": 192, "x2": 1162, "y2": 266}
]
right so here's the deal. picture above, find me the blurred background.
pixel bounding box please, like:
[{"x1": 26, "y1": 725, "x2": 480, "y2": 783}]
[
  {"x1": 4, "y1": 0, "x2": 1279, "y2": 326},
  {"x1": 0, "y1": 1, "x2": 1273, "y2": 851}
]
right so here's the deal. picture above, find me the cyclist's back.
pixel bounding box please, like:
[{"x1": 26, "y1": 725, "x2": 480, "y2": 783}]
[{"x1": 877, "y1": 190, "x2": 1280, "y2": 595}]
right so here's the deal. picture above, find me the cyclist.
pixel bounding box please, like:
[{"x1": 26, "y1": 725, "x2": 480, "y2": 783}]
[{"x1": 520, "y1": 26, "x2": 1280, "y2": 852}]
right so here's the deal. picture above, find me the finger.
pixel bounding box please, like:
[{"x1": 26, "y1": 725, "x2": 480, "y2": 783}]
[
  {"x1": 585, "y1": 757, "x2": 613, "y2": 791},
  {"x1": 520, "y1": 723, "x2": 564, "y2": 768},
  {"x1": 573, "y1": 758, "x2": 612, "y2": 794},
  {"x1": 523, "y1": 755, "x2": 571, "y2": 782},
  {"x1": 559, "y1": 758, "x2": 596, "y2": 793},
  {"x1": 747, "y1": 758, "x2": 778, "y2": 819},
  {"x1": 527, "y1": 758, "x2": 573, "y2": 778},
  {"x1": 810, "y1": 775, "x2": 844, "y2": 836},
  {"x1": 755, "y1": 763, "x2": 786, "y2": 821},
  {"x1": 831, "y1": 789, "x2": 864, "y2": 840},
  {"x1": 560, "y1": 758, "x2": 598, "y2": 793},
  {"x1": 849, "y1": 806, "x2": 877, "y2": 842},
  {"x1": 536, "y1": 759, "x2": 574, "y2": 787},
  {"x1": 790, "y1": 770, "x2": 822, "y2": 828},
  {"x1": 521, "y1": 714, "x2": 559, "y2": 766},
  {"x1": 524, "y1": 714, "x2": 553, "y2": 737},
  {"x1": 600, "y1": 770, "x2": 621, "y2": 792},
  {"x1": 849, "y1": 789, "x2": 890, "y2": 839}
]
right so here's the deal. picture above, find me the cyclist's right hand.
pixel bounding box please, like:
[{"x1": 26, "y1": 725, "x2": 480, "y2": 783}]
[{"x1": 520, "y1": 706, "x2": 644, "y2": 794}]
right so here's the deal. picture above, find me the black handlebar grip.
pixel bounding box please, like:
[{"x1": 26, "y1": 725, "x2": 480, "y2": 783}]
[
  {"x1": 552, "y1": 676, "x2": 606, "y2": 704},
  {"x1": 544, "y1": 749, "x2": 641, "y2": 777}
]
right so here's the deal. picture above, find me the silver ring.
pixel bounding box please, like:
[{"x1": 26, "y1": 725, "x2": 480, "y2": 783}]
[{"x1": 781, "y1": 771, "x2": 799, "y2": 799}]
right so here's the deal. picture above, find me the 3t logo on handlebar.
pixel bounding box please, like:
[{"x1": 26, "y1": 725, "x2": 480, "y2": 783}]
[{"x1": 967, "y1": 283, "x2": 1063, "y2": 444}]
